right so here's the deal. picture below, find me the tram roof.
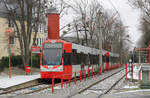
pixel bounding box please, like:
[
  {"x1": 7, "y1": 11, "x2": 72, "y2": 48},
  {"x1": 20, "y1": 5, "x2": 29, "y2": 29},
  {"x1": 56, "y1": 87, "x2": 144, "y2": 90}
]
[
  {"x1": 43, "y1": 39, "x2": 119, "y2": 57},
  {"x1": 72, "y1": 43, "x2": 119, "y2": 57}
]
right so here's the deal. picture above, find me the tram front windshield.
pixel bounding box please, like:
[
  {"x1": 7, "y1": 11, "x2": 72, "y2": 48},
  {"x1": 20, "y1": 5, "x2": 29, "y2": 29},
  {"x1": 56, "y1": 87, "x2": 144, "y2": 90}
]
[{"x1": 42, "y1": 43, "x2": 62, "y2": 65}]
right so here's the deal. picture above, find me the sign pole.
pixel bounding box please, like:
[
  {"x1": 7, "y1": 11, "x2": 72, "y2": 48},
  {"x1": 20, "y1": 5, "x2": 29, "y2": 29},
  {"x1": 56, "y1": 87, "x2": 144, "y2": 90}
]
[
  {"x1": 31, "y1": 46, "x2": 32, "y2": 74},
  {"x1": 125, "y1": 64, "x2": 127, "y2": 80},
  {"x1": 6, "y1": 28, "x2": 12, "y2": 79},
  {"x1": 8, "y1": 34, "x2": 11, "y2": 78}
]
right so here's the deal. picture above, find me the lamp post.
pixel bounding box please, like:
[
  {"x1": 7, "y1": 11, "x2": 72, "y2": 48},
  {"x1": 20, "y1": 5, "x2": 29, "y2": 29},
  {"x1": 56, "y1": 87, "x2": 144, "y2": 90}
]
[
  {"x1": 6, "y1": 28, "x2": 12, "y2": 78},
  {"x1": 95, "y1": 10, "x2": 104, "y2": 73}
]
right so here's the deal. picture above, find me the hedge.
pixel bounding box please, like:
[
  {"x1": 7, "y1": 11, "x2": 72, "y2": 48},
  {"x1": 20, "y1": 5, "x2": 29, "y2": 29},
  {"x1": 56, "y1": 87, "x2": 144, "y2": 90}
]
[{"x1": 0, "y1": 55, "x2": 40, "y2": 72}]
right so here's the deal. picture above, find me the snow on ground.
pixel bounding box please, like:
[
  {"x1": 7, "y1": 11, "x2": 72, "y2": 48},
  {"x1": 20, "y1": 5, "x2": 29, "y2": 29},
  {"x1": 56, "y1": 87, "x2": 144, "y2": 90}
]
[{"x1": 0, "y1": 74, "x2": 40, "y2": 89}]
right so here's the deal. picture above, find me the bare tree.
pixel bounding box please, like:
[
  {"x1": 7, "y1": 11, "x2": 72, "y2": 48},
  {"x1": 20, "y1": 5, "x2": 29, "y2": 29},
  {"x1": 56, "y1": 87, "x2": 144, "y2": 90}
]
[
  {"x1": 128, "y1": 0, "x2": 150, "y2": 47},
  {"x1": 70, "y1": 0, "x2": 90, "y2": 46},
  {"x1": 65, "y1": 0, "x2": 128, "y2": 52},
  {"x1": 1, "y1": 0, "x2": 68, "y2": 68}
]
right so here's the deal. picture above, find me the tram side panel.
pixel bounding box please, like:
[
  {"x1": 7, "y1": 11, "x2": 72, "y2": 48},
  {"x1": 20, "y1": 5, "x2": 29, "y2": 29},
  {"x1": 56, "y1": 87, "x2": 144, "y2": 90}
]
[{"x1": 63, "y1": 43, "x2": 72, "y2": 79}]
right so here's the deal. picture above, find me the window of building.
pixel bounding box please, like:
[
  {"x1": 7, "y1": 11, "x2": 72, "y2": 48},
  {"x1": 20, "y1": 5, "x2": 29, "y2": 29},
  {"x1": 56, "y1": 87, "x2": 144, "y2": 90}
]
[
  {"x1": 32, "y1": 38, "x2": 36, "y2": 45},
  {"x1": 40, "y1": 38, "x2": 42, "y2": 45},
  {"x1": 36, "y1": 38, "x2": 39, "y2": 46},
  {"x1": 38, "y1": 24, "x2": 44, "y2": 33},
  {"x1": 10, "y1": 36, "x2": 14, "y2": 44},
  {"x1": 33, "y1": 38, "x2": 43, "y2": 46},
  {"x1": 8, "y1": 19, "x2": 14, "y2": 27}
]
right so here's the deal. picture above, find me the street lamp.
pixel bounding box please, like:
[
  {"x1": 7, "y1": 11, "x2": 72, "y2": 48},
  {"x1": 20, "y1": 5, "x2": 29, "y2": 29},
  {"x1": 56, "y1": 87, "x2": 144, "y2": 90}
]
[{"x1": 5, "y1": 28, "x2": 13, "y2": 78}]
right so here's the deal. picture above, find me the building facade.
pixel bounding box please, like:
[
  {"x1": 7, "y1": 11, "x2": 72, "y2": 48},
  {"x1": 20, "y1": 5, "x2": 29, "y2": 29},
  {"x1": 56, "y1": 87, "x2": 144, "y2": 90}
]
[{"x1": 0, "y1": 16, "x2": 45, "y2": 59}]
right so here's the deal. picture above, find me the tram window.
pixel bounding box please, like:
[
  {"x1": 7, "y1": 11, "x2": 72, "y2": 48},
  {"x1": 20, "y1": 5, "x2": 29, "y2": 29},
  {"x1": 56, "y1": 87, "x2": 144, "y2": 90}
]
[
  {"x1": 83, "y1": 54, "x2": 87, "y2": 64},
  {"x1": 90, "y1": 55, "x2": 94, "y2": 64},
  {"x1": 95, "y1": 55, "x2": 98, "y2": 64},
  {"x1": 72, "y1": 54, "x2": 77, "y2": 65},
  {"x1": 86, "y1": 54, "x2": 90, "y2": 65},
  {"x1": 102, "y1": 56, "x2": 105, "y2": 62},
  {"x1": 106, "y1": 56, "x2": 109, "y2": 62},
  {"x1": 72, "y1": 49, "x2": 77, "y2": 65},
  {"x1": 96, "y1": 55, "x2": 99, "y2": 64},
  {"x1": 64, "y1": 53, "x2": 72, "y2": 65},
  {"x1": 76, "y1": 54, "x2": 81, "y2": 64}
]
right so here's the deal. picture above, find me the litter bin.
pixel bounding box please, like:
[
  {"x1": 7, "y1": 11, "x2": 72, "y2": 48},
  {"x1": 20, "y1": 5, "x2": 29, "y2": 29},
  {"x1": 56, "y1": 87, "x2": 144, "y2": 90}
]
[{"x1": 26, "y1": 65, "x2": 31, "y2": 74}]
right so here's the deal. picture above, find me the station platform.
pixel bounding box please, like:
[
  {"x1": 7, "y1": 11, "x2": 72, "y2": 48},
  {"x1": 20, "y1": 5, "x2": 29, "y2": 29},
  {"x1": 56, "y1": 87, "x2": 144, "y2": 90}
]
[{"x1": 0, "y1": 74, "x2": 40, "y2": 90}]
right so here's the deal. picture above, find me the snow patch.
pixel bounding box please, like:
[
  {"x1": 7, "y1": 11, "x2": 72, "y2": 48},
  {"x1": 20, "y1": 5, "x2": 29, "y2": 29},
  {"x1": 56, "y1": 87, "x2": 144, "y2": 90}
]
[
  {"x1": 123, "y1": 85, "x2": 138, "y2": 89},
  {"x1": 83, "y1": 90, "x2": 102, "y2": 95}
]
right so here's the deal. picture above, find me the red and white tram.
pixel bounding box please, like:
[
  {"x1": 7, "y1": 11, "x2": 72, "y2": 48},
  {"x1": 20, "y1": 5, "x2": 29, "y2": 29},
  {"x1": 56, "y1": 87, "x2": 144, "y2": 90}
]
[{"x1": 40, "y1": 39, "x2": 119, "y2": 79}]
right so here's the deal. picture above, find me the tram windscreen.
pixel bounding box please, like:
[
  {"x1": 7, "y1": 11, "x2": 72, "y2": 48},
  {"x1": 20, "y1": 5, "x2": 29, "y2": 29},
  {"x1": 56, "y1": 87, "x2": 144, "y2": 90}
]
[{"x1": 42, "y1": 43, "x2": 62, "y2": 65}]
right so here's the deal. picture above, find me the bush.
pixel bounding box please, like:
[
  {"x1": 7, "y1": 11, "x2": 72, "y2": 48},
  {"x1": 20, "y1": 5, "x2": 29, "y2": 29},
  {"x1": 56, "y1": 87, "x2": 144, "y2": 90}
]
[
  {"x1": 0, "y1": 60, "x2": 5, "y2": 72},
  {"x1": 0, "y1": 56, "x2": 23, "y2": 68},
  {"x1": 12, "y1": 55, "x2": 23, "y2": 67},
  {"x1": 0, "y1": 55, "x2": 40, "y2": 71},
  {"x1": 31, "y1": 54, "x2": 40, "y2": 68}
]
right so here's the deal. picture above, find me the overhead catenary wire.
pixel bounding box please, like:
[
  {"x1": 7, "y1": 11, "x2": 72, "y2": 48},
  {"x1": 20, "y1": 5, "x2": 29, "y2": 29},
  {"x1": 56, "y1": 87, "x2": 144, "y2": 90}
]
[{"x1": 107, "y1": 0, "x2": 122, "y2": 21}]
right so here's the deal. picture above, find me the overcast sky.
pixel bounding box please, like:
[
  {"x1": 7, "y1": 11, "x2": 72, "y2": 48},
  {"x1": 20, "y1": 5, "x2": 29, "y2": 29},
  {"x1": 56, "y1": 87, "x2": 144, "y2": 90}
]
[
  {"x1": 101, "y1": 0, "x2": 141, "y2": 47},
  {"x1": 60, "y1": 0, "x2": 141, "y2": 47}
]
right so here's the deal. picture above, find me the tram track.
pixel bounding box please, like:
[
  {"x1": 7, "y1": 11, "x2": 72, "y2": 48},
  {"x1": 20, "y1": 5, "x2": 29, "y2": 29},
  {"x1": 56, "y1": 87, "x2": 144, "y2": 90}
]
[
  {"x1": 66, "y1": 67, "x2": 125, "y2": 98},
  {"x1": 79, "y1": 67, "x2": 125, "y2": 93},
  {"x1": 97, "y1": 72, "x2": 125, "y2": 98},
  {"x1": 26, "y1": 67, "x2": 125, "y2": 96}
]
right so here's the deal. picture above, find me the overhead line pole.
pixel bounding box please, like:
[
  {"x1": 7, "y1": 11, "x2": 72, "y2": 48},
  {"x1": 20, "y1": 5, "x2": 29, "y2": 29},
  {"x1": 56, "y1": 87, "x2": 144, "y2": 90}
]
[{"x1": 97, "y1": 11, "x2": 118, "y2": 73}]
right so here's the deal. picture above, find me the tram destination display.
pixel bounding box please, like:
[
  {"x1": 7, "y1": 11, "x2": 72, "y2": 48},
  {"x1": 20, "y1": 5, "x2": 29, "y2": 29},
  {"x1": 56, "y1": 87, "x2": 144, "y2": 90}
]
[{"x1": 43, "y1": 43, "x2": 62, "y2": 49}]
